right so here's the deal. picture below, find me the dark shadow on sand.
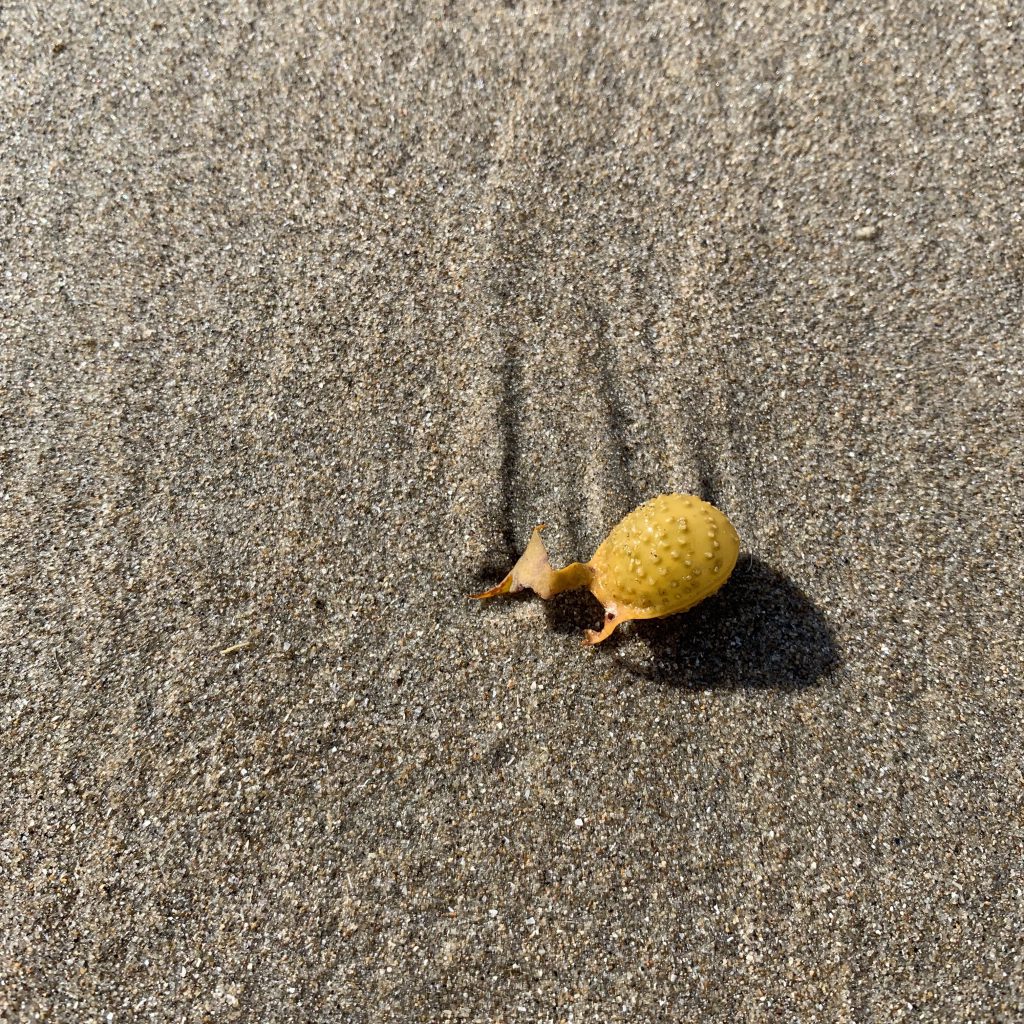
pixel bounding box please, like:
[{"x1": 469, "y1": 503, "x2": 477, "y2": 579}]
[
  {"x1": 535, "y1": 553, "x2": 840, "y2": 692},
  {"x1": 630, "y1": 554, "x2": 841, "y2": 690}
]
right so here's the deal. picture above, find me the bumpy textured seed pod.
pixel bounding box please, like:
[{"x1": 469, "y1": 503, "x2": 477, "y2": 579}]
[{"x1": 471, "y1": 493, "x2": 740, "y2": 645}]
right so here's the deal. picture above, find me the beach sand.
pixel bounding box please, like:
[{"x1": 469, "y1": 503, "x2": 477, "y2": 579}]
[{"x1": 2, "y1": 2, "x2": 1022, "y2": 1019}]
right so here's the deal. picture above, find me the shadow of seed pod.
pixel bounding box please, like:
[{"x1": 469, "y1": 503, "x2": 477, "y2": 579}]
[
  {"x1": 625, "y1": 554, "x2": 842, "y2": 692},
  {"x1": 541, "y1": 587, "x2": 606, "y2": 638}
]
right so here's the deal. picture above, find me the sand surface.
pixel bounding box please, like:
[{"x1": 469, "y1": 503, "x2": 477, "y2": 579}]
[{"x1": 2, "y1": 2, "x2": 1022, "y2": 1020}]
